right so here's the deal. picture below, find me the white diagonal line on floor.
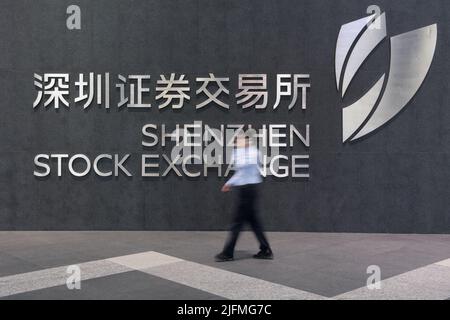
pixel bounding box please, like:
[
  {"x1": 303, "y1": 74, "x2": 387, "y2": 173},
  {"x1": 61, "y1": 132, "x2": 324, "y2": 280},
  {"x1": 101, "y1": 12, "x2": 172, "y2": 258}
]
[
  {"x1": 334, "y1": 259, "x2": 450, "y2": 300},
  {"x1": 107, "y1": 251, "x2": 183, "y2": 269},
  {"x1": 139, "y1": 259, "x2": 326, "y2": 300},
  {"x1": 0, "y1": 260, "x2": 130, "y2": 298}
]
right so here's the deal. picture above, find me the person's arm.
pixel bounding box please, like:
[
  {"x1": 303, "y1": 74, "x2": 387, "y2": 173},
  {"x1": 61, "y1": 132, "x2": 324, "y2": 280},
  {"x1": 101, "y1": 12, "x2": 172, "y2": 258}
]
[
  {"x1": 224, "y1": 170, "x2": 240, "y2": 188},
  {"x1": 222, "y1": 149, "x2": 239, "y2": 192},
  {"x1": 257, "y1": 148, "x2": 263, "y2": 171}
]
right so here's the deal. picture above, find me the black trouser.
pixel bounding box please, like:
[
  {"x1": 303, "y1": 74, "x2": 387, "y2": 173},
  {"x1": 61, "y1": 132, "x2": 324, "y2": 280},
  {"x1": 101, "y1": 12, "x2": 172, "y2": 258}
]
[{"x1": 223, "y1": 184, "x2": 271, "y2": 256}]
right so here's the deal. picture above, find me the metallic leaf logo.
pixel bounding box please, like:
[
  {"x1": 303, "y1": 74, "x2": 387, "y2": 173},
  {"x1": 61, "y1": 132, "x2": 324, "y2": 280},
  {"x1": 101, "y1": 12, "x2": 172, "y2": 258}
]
[{"x1": 336, "y1": 11, "x2": 437, "y2": 143}]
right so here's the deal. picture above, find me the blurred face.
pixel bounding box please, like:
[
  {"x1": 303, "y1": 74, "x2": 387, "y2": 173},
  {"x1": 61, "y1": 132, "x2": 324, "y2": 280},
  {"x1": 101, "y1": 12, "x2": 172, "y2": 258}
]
[{"x1": 235, "y1": 135, "x2": 247, "y2": 148}]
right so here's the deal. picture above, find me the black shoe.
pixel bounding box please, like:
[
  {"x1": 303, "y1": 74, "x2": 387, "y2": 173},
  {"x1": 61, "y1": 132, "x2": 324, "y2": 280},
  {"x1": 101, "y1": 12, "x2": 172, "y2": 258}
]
[
  {"x1": 215, "y1": 253, "x2": 234, "y2": 262},
  {"x1": 253, "y1": 250, "x2": 273, "y2": 260}
]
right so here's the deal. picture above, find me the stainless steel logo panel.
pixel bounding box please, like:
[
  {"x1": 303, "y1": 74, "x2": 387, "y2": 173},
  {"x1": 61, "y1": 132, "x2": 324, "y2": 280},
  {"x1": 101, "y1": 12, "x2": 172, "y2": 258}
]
[{"x1": 336, "y1": 12, "x2": 437, "y2": 143}]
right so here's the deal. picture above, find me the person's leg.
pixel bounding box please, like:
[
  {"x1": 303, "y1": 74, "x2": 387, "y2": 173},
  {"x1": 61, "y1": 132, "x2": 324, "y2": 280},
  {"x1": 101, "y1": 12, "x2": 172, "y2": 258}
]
[
  {"x1": 247, "y1": 185, "x2": 272, "y2": 255},
  {"x1": 221, "y1": 188, "x2": 246, "y2": 258},
  {"x1": 221, "y1": 217, "x2": 244, "y2": 257},
  {"x1": 249, "y1": 215, "x2": 271, "y2": 252}
]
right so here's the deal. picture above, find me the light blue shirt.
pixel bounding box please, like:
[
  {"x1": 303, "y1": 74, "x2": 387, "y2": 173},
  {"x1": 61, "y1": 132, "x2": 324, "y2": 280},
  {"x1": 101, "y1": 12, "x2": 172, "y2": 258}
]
[{"x1": 225, "y1": 146, "x2": 262, "y2": 187}]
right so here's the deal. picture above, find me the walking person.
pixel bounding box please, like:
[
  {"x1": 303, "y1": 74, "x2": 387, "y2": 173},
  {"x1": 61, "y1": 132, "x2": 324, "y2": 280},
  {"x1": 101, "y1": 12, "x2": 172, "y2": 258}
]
[{"x1": 215, "y1": 133, "x2": 273, "y2": 262}]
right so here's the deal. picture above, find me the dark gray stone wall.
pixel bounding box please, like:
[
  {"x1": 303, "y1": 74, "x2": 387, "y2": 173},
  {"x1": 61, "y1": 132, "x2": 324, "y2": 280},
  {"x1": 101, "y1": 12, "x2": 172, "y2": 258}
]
[{"x1": 0, "y1": 0, "x2": 449, "y2": 232}]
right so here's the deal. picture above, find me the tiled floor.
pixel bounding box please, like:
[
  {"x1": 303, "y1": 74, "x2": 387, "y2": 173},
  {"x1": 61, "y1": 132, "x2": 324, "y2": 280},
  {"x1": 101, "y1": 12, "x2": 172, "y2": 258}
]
[{"x1": 0, "y1": 231, "x2": 449, "y2": 299}]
